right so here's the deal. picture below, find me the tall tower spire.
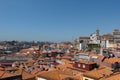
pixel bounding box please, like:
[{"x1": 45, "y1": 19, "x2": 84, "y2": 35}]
[
  {"x1": 96, "y1": 28, "x2": 100, "y2": 39},
  {"x1": 96, "y1": 28, "x2": 99, "y2": 36}
]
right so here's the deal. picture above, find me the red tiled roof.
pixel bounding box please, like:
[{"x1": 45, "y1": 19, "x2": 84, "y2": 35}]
[
  {"x1": 97, "y1": 56, "x2": 105, "y2": 61},
  {"x1": 83, "y1": 67, "x2": 113, "y2": 79},
  {"x1": 0, "y1": 71, "x2": 16, "y2": 78},
  {"x1": 37, "y1": 69, "x2": 70, "y2": 80},
  {"x1": 103, "y1": 58, "x2": 120, "y2": 64},
  {"x1": 100, "y1": 72, "x2": 120, "y2": 80},
  {"x1": 15, "y1": 68, "x2": 35, "y2": 80},
  {"x1": 0, "y1": 67, "x2": 4, "y2": 71},
  {"x1": 31, "y1": 68, "x2": 41, "y2": 75}
]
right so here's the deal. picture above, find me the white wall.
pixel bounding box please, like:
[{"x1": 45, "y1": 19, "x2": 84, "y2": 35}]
[{"x1": 38, "y1": 78, "x2": 47, "y2": 80}]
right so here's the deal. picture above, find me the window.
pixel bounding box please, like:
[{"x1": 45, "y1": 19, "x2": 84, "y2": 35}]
[
  {"x1": 78, "y1": 64, "x2": 81, "y2": 67},
  {"x1": 83, "y1": 64, "x2": 86, "y2": 68}
]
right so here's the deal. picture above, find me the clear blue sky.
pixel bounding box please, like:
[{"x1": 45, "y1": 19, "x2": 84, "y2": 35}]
[{"x1": 0, "y1": 0, "x2": 120, "y2": 42}]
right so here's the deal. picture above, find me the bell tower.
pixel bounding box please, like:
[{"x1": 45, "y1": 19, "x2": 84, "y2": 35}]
[{"x1": 96, "y1": 28, "x2": 100, "y2": 39}]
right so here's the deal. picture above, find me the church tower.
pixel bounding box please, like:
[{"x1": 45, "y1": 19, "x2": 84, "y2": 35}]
[{"x1": 96, "y1": 28, "x2": 100, "y2": 40}]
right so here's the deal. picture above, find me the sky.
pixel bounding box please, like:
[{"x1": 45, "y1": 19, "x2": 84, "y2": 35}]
[{"x1": 0, "y1": 0, "x2": 120, "y2": 42}]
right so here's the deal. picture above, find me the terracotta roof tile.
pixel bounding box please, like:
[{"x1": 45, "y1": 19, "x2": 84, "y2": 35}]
[
  {"x1": 61, "y1": 59, "x2": 71, "y2": 64},
  {"x1": 103, "y1": 58, "x2": 120, "y2": 64},
  {"x1": 0, "y1": 71, "x2": 16, "y2": 78},
  {"x1": 56, "y1": 63, "x2": 73, "y2": 70},
  {"x1": 31, "y1": 68, "x2": 41, "y2": 75},
  {"x1": 37, "y1": 69, "x2": 69, "y2": 80},
  {"x1": 72, "y1": 73, "x2": 82, "y2": 80},
  {"x1": 15, "y1": 68, "x2": 35, "y2": 80},
  {"x1": 4, "y1": 67, "x2": 18, "y2": 71},
  {"x1": 62, "y1": 55, "x2": 72, "y2": 59},
  {"x1": 0, "y1": 67, "x2": 4, "y2": 71},
  {"x1": 100, "y1": 72, "x2": 120, "y2": 80},
  {"x1": 97, "y1": 56, "x2": 105, "y2": 60},
  {"x1": 38, "y1": 57, "x2": 44, "y2": 61},
  {"x1": 84, "y1": 67, "x2": 113, "y2": 79}
]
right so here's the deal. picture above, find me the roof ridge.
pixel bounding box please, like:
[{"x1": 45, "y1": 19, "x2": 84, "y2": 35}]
[{"x1": 0, "y1": 71, "x2": 5, "y2": 78}]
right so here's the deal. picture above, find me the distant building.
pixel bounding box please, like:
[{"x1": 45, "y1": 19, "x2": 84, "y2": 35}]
[
  {"x1": 102, "y1": 33, "x2": 114, "y2": 48},
  {"x1": 102, "y1": 29, "x2": 120, "y2": 48},
  {"x1": 73, "y1": 60, "x2": 97, "y2": 71},
  {"x1": 74, "y1": 29, "x2": 100, "y2": 50},
  {"x1": 73, "y1": 36, "x2": 90, "y2": 50},
  {"x1": 113, "y1": 29, "x2": 120, "y2": 43},
  {"x1": 79, "y1": 37, "x2": 90, "y2": 50},
  {"x1": 89, "y1": 30, "x2": 100, "y2": 44},
  {"x1": 74, "y1": 53, "x2": 90, "y2": 61}
]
